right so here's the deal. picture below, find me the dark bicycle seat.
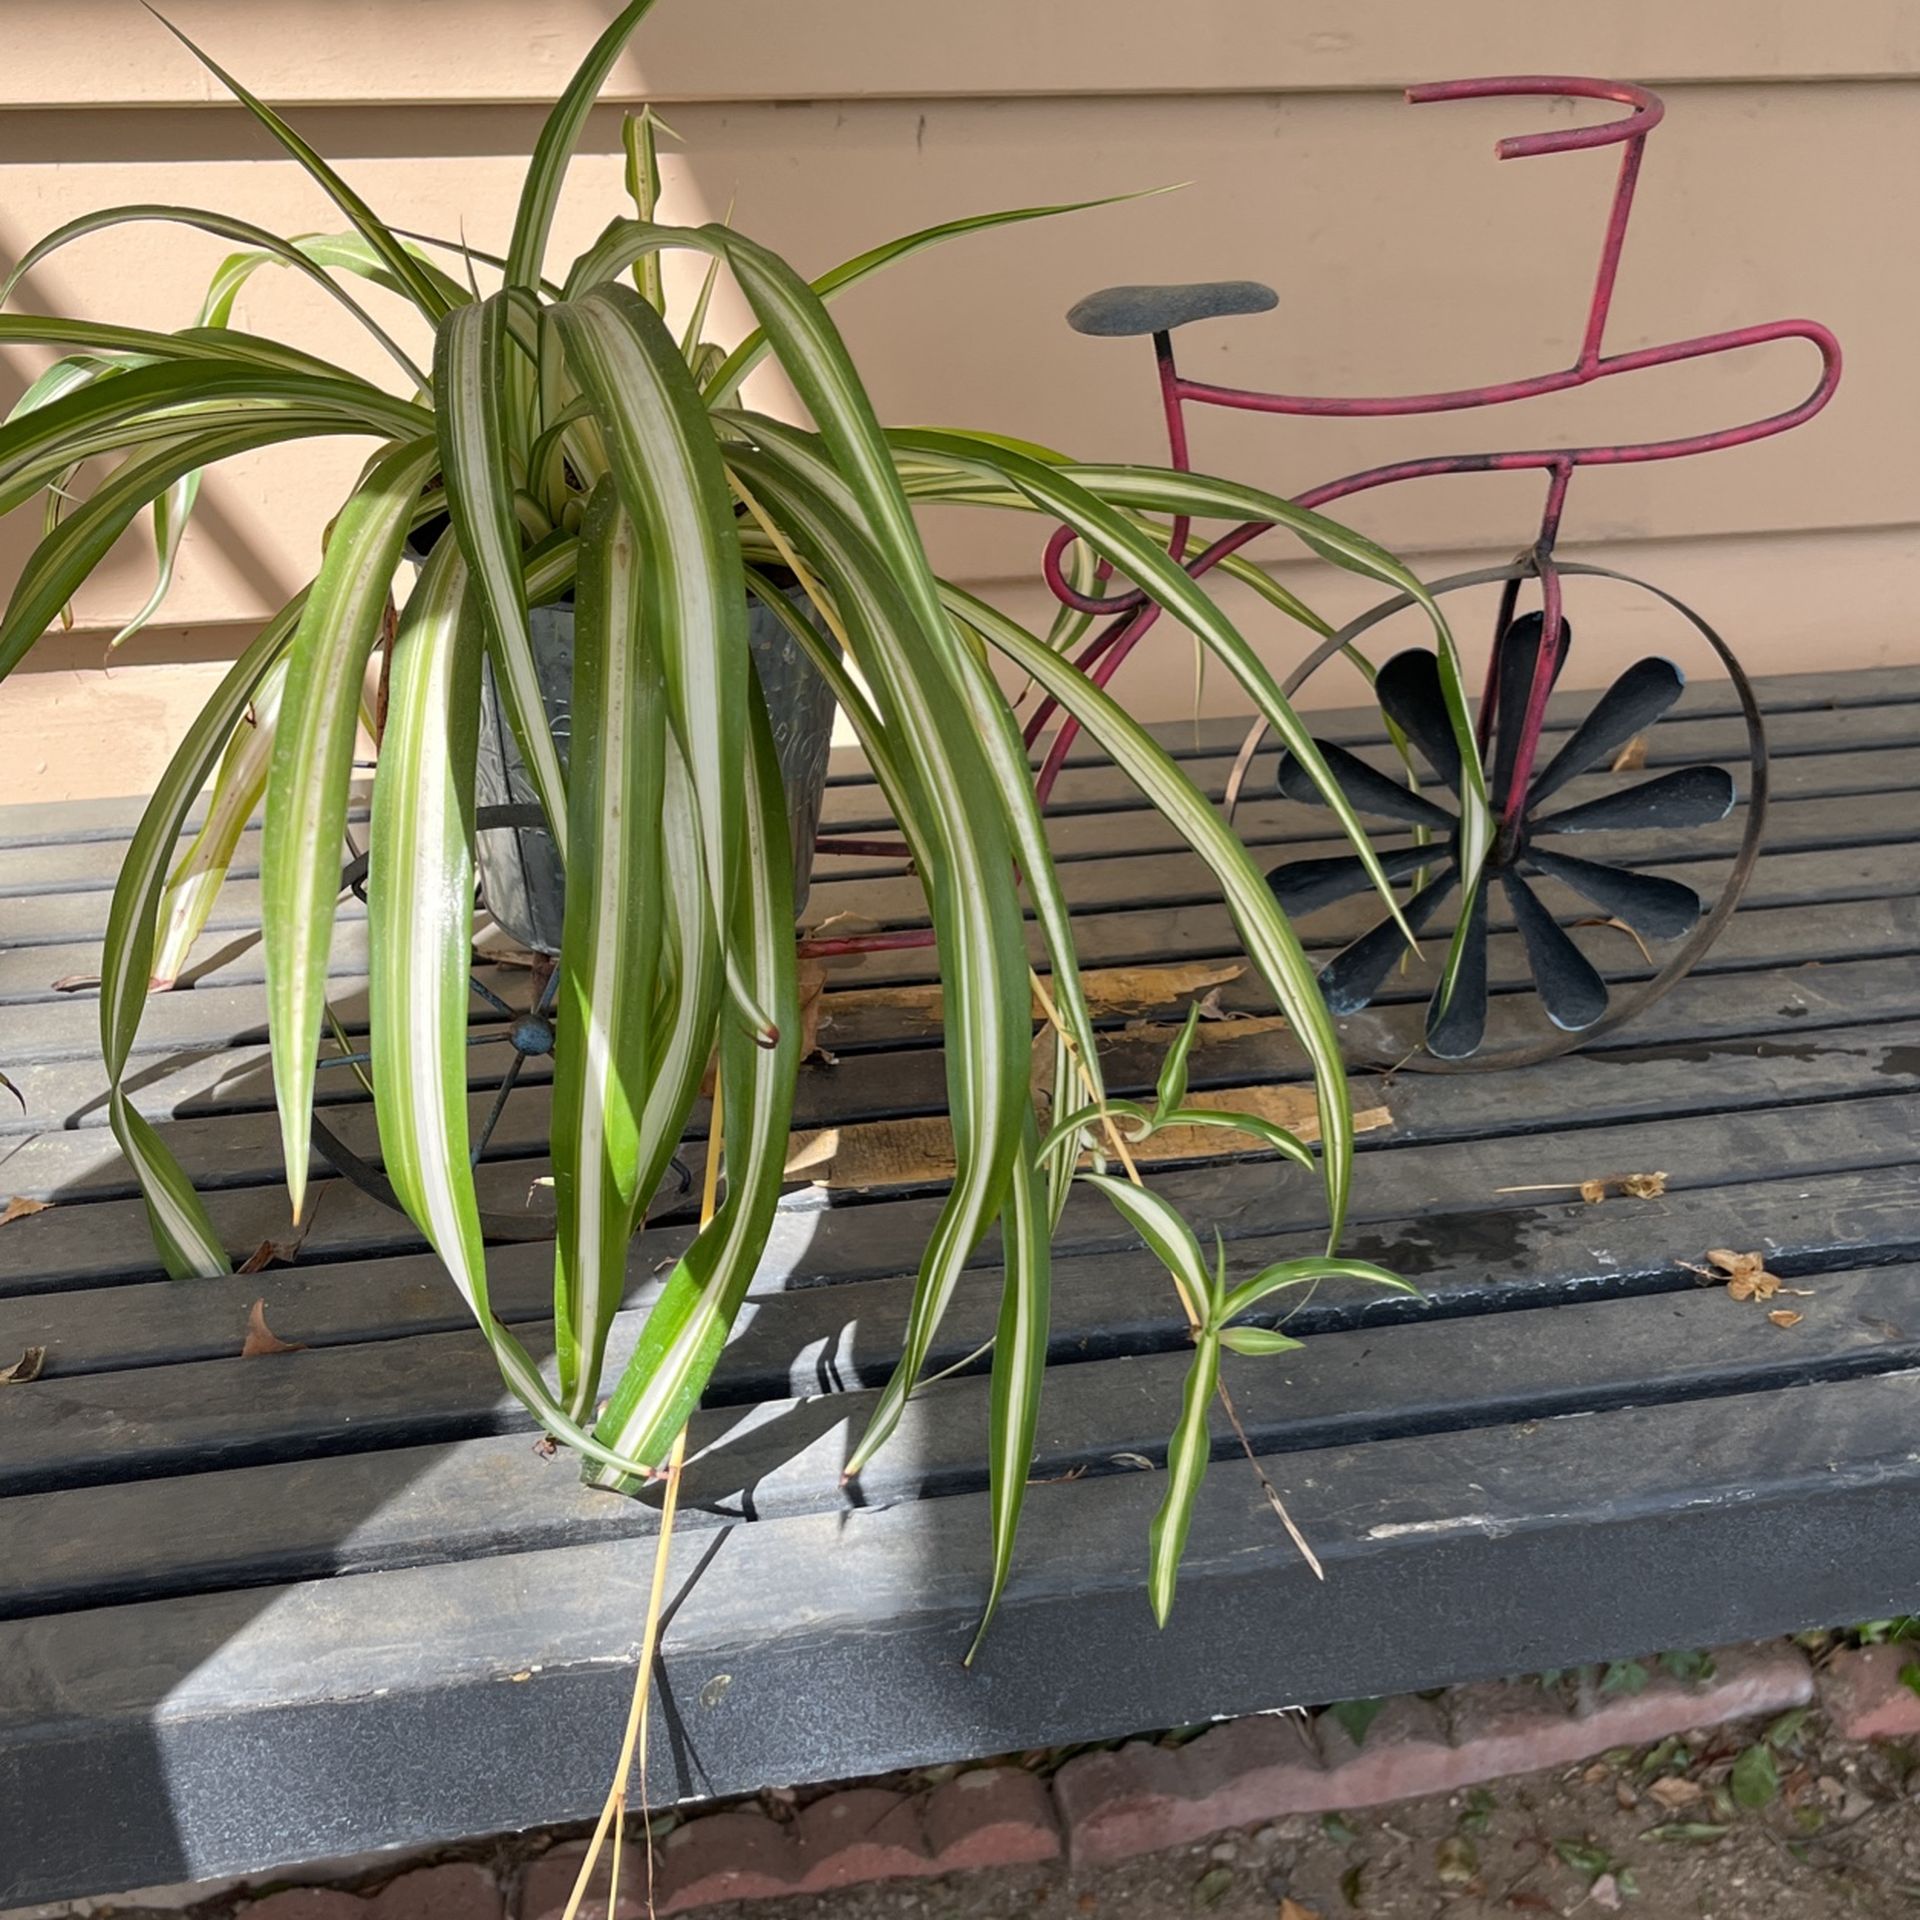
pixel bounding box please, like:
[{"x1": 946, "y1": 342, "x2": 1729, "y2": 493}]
[{"x1": 1067, "y1": 279, "x2": 1278, "y2": 337}]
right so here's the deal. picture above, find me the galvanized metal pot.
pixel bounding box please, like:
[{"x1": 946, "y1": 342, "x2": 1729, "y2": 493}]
[{"x1": 473, "y1": 591, "x2": 837, "y2": 952}]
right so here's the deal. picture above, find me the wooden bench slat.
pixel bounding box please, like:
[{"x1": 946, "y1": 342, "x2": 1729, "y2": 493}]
[
  {"x1": 7, "y1": 829, "x2": 1912, "y2": 1113},
  {"x1": 7, "y1": 1364, "x2": 1920, "y2": 1902},
  {"x1": 0, "y1": 662, "x2": 1903, "y2": 861},
  {"x1": 5, "y1": 1247, "x2": 1915, "y2": 1615},
  {"x1": 7, "y1": 1148, "x2": 1913, "y2": 1389},
  {"x1": 3, "y1": 934, "x2": 1915, "y2": 1208},
  {"x1": 3, "y1": 771, "x2": 1904, "y2": 1059},
  {"x1": 2, "y1": 701, "x2": 1913, "y2": 943},
  {"x1": 1, "y1": 940, "x2": 1913, "y2": 1285},
  {"x1": 1, "y1": 1056, "x2": 1910, "y2": 1362},
  {"x1": 10, "y1": 731, "x2": 1913, "y2": 904}
]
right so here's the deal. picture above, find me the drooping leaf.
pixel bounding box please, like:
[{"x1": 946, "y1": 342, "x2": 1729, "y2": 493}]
[
  {"x1": 436, "y1": 295, "x2": 570, "y2": 852},
  {"x1": 151, "y1": 654, "x2": 289, "y2": 987},
  {"x1": 940, "y1": 581, "x2": 1359, "y2": 1248},
  {"x1": 588, "y1": 679, "x2": 800, "y2": 1475},
  {"x1": 548, "y1": 481, "x2": 668, "y2": 1418},
  {"x1": 719, "y1": 451, "x2": 1029, "y2": 1481},
  {"x1": 1149, "y1": 1330, "x2": 1220, "y2": 1626},
  {"x1": 263, "y1": 434, "x2": 437, "y2": 1220},
  {"x1": 3, "y1": 205, "x2": 430, "y2": 387},
  {"x1": 553, "y1": 284, "x2": 755, "y2": 1016},
  {"x1": 968, "y1": 1122, "x2": 1052, "y2": 1660}
]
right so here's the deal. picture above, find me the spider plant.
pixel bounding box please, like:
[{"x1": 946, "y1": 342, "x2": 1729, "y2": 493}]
[{"x1": 0, "y1": 0, "x2": 1485, "y2": 1626}]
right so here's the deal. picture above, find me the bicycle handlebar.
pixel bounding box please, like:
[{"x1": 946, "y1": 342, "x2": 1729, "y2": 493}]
[{"x1": 1406, "y1": 74, "x2": 1664, "y2": 160}]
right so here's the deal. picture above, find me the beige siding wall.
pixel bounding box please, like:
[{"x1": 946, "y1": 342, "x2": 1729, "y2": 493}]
[{"x1": 2, "y1": 3, "x2": 1915, "y2": 800}]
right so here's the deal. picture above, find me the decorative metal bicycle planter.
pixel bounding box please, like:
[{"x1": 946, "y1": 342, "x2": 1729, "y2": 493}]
[
  {"x1": 1036, "y1": 73, "x2": 1841, "y2": 1068},
  {"x1": 317, "y1": 72, "x2": 1842, "y2": 1226}
]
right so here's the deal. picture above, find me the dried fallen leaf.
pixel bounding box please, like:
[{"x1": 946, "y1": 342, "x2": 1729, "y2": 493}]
[
  {"x1": 794, "y1": 956, "x2": 834, "y2": 1064},
  {"x1": 1280, "y1": 1902, "x2": 1323, "y2": 1920},
  {"x1": 49, "y1": 973, "x2": 99, "y2": 994},
  {"x1": 1502, "y1": 1171, "x2": 1666, "y2": 1205},
  {"x1": 0, "y1": 1070, "x2": 19, "y2": 1113},
  {"x1": 1702, "y1": 1247, "x2": 1782, "y2": 1301},
  {"x1": 1647, "y1": 1775, "x2": 1705, "y2": 1809},
  {"x1": 0, "y1": 1346, "x2": 46, "y2": 1385},
  {"x1": 241, "y1": 1298, "x2": 306, "y2": 1357},
  {"x1": 237, "y1": 1241, "x2": 278, "y2": 1276},
  {"x1": 1768, "y1": 1309, "x2": 1805, "y2": 1329},
  {"x1": 0, "y1": 1196, "x2": 50, "y2": 1227},
  {"x1": 1611, "y1": 735, "x2": 1648, "y2": 771},
  {"x1": 1591, "y1": 1872, "x2": 1623, "y2": 1912}
]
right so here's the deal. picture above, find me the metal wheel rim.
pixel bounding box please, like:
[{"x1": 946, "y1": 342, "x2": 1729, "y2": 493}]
[{"x1": 1230, "y1": 558, "x2": 1770, "y2": 1073}]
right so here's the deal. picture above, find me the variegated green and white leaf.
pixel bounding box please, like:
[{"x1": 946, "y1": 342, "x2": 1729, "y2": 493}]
[
  {"x1": 551, "y1": 284, "x2": 753, "y2": 1013},
  {"x1": 1149, "y1": 1330, "x2": 1220, "y2": 1626},
  {"x1": 0, "y1": 425, "x2": 348, "y2": 682},
  {"x1": 367, "y1": 534, "x2": 487, "y2": 1309},
  {"x1": 96, "y1": 601, "x2": 302, "y2": 1278},
  {"x1": 588, "y1": 681, "x2": 800, "y2": 1478},
  {"x1": 264, "y1": 433, "x2": 436, "y2": 1219},
  {"x1": 1078, "y1": 1170, "x2": 1214, "y2": 1322},
  {"x1": 968, "y1": 1124, "x2": 1052, "y2": 1661},
  {"x1": 3, "y1": 205, "x2": 430, "y2": 387},
  {"x1": 942, "y1": 582, "x2": 1359, "y2": 1248},
  {"x1": 720, "y1": 451, "x2": 1028, "y2": 1480},
  {"x1": 436, "y1": 295, "x2": 570, "y2": 853},
  {"x1": 549, "y1": 480, "x2": 668, "y2": 1418},
  {"x1": 1219, "y1": 1256, "x2": 1419, "y2": 1321},
  {"x1": 145, "y1": 14, "x2": 452, "y2": 322},
  {"x1": 151, "y1": 653, "x2": 288, "y2": 987},
  {"x1": 1151, "y1": 1106, "x2": 1316, "y2": 1170},
  {"x1": 504, "y1": 0, "x2": 660, "y2": 293}
]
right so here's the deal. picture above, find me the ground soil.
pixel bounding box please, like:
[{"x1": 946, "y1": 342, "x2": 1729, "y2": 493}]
[{"x1": 674, "y1": 1707, "x2": 1920, "y2": 1920}]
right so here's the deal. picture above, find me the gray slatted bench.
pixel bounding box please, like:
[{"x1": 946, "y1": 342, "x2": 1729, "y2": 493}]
[{"x1": 1, "y1": 663, "x2": 1916, "y2": 1902}]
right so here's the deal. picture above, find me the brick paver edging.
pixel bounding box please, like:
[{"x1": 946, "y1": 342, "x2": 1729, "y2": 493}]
[{"x1": 227, "y1": 1641, "x2": 1834, "y2": 1920}]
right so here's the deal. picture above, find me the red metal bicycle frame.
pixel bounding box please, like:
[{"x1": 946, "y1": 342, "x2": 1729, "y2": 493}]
[{"x1": 803, "y1": 75, "x2": 1842, "y2": 959}]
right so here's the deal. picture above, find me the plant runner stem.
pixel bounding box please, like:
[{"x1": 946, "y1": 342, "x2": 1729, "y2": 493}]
[{"x1": 563, "y1": 1082, "x2": 723, "y2": 1920}]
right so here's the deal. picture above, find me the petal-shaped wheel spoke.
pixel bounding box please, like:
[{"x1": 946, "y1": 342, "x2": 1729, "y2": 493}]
[
  {"x1": 1319, "y1": 864, "x2": 1460, "y2": 1014},
  {"x1": 1277, "y1": 739, "x2": 1457, "y2": 830},
  {"x1": 1525, "y1": 844, "x2": 1705, "y2": 940},
  {"x1": 1527, "y1": 657, "x2": 1686, "y2": 808},
  {"x1": 1532, "y1": 764, "x2": 1736, "y2": 835},
  {"x1": 1500, "y1": 869, "x2": 1609, "y2": 1031},
  {"x1": 1425, "y1": 879, "x2": 1489, "y2": 1059},
  {"x1": 1268, "y1": 842, "x2": 1432, "y2": 917},
  {"x1": 1374, "y1": 648, "x2": 1462, "y2": 789},
  {"x1": 1488, "y1": 611, "x2": 1569, "y2": 813}
]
